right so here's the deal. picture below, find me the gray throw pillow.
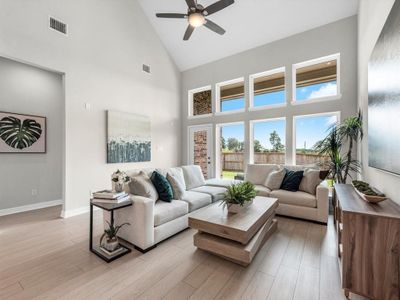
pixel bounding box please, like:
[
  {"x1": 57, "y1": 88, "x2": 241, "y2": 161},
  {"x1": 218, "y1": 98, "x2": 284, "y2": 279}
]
[
  {"x1": 181, "y1": 165, "x2": 206, "y2": 190},
  {"x1": 299, "y1": 168, "x2": 322, "y2": 195},
  {"x1": 129, "y1": 171, "x2": 158, "y2": 201},
  {"x1": 264, "y1": 168, "x2": 286, "y2": 190},
  {"x1": 167, "y1": 173, "x2": 186, "y2": 200}
]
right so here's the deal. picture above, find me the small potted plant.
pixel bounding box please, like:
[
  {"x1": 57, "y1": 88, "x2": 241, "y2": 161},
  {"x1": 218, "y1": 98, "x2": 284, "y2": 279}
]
[
  {"x1": 100, "y1": 221, "x2": 130, "y2": 252},
  {"x1": 111, "y1": 170, "x2": 130, "y2": 192},
  {"x1": 221, "y1": 181, "x2": 258, "y2": 213}
]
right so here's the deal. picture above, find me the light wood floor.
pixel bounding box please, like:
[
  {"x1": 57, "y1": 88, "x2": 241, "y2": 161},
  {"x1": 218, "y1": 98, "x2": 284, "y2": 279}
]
[{"x1": 0, "y1": 206, "x2": 368, "y2": 300}]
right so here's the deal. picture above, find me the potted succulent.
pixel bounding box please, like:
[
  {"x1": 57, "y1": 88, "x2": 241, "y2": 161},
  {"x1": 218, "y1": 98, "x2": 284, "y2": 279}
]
[
  {"x1": 100, "y1": 221, "x2": 130, "y2": 252},
  {"x1": 221, "y1": 181, "x2": 258, "y2": 213},
  {"x1": 111, "y1": 170, "x2": 130, "y2": 192}
]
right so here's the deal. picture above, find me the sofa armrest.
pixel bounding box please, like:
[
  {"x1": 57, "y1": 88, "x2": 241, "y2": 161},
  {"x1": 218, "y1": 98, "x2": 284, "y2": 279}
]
[
  {"x1": 104, "y1": 195, "x2": 155, "y2": 250},
  {"x1": 316, "y1": 182, "x2": 329, "y2": 223}
]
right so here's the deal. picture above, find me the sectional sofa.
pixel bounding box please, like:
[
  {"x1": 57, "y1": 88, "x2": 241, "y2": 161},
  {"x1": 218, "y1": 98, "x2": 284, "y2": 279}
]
[{"x1": 110, "y1": 164, "x2": 329, "y2": 252}]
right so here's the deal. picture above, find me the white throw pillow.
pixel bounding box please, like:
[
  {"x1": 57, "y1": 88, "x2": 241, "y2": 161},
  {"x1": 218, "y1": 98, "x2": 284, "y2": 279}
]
[
  {"x1": 181, "y1": 165, "x2": 206, "y2": 190},
  {"x1": 264, "y1": 168, "x2": 286, "y2": 190},
  {"x1": 299, "y1": 168, "x2": 322, "y2": 195},
  {"x1": 129, "y1": 171, "x2": 158, "y2": 200},
  {"x1": 167, "y1": 173, "x2": 186, "y2": 199}
]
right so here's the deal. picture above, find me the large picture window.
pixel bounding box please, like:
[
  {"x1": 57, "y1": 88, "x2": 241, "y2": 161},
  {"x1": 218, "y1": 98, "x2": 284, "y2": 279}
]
[
  {"x1": 293, "y1": 54, "x2": 340, "y2": 103},
  {"x1": 188, "y1": 86, "x2": 212, "y2": 117},
  {"x1": 294, "y1": 112, "x2": 340, "y2": 165},
  {"x1": 216, "y1": 122, "x2": 245, "y2": 179},
  {"x1": 249, "y1": 68, "x2": 286, "y2": 110},
  {"x1": 250, "y1": 118, "x2": 286, "y2": 164},
  {"x1": 216, "y1": 78, "x2": 245, "y2": 114}
]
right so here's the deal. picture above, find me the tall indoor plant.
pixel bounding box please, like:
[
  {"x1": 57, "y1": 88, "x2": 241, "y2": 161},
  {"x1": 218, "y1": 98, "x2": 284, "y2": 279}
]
[{"x1": 314, "y1": 111, "x2": 363, "y2": 184}]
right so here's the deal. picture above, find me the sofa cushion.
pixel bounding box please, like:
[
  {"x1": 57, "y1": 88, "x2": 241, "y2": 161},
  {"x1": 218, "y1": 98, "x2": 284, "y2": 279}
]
[
  {"x1": 154, "y1": 200, "x2": 188, "y2": 227},
  {"x1": 181, "y1": 191, "x2": 212, "y2": 212},
  {"x1": 299, "y1": 168, "x2": 322, "y2": 195},
  {"x1": 150, "y1": 171, "x2": 173, "y2": 202},
  {"x1": 264, "y1": 167, "x2": 286, "y2": 190},
  {"x1": 280, "y1": 169, "x2": 304, "y2": 192},
  {"x1": 255, "y1": 185, "x2": 272, "y2": 197},
  {"x1": 129, "y1": 172, "x2": 158, "y2": 201},
  {"x1": 270, "y1": 189, "x2": 317, "y2": 208},
  {"x1": 181, "y1": 165, "x2": 206, "y2": 190},
  {"x1": 190, "y1": 185, "x2": 227, "y2": 202},
  {"x1": 205, "y1": 178, "x2": 242, "y2": 188},
  {"x1": 245, "y1": 164, "x2": 279, "y2": 185}
]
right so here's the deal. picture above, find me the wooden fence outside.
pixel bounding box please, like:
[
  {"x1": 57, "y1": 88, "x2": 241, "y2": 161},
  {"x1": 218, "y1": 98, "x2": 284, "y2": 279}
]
[{"x1": 221, "y1": 152, "x2": 330, "y2": 171}]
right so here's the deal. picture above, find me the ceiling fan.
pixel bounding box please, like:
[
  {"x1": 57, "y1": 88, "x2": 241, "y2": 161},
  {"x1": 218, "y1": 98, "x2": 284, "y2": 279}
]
[{"x1": 156, "y1": 0, "x2": 234, "y2": 41}]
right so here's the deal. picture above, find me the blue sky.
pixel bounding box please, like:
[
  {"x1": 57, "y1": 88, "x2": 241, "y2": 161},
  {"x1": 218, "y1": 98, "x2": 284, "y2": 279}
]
[
  {"x1": 254, "y1": 120, "x2": 285, "y2": 149},
  {"x1": 219, "y1": 82, "x2": 338, "y2": 150}
]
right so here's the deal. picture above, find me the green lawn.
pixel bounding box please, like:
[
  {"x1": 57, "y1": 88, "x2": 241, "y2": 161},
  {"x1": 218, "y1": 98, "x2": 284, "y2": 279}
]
[{"x1": 222, "y1": 171, "x2": 238, "y2": 179}]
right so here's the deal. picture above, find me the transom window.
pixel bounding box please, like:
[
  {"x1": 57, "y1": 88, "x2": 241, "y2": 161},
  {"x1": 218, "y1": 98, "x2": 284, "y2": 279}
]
[
  {"x1": 188, "y1": 86, "x2": 212, "y2": 117},
  {"x1": 249, "y1": 68, "x2": 286, "y2": 109},
  {"x1": 216, "y1": 78, "x2": 245, "y2": 114},
  {"x1": 293, "y1": 54, "x2": 340, "y2": 103}
]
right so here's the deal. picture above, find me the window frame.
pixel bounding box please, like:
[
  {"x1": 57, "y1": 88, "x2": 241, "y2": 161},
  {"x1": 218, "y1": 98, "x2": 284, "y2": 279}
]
[
  {"x1": 215, "y1": 121, "x2": 246, "y2": 179},
  {"x1": 249, "y1": 67, "x2": 287, "y2": 111},
  {"x1": 187, "y1": 85, "x2": 213, "y2": 119},
  {"x1": 215, "y1": 77, "x2": 245, "y2": 115},
  {"x1": 292, "y1": 53, "x2": 341, "y2": 105},
  {"x1": 249, "y1": 117, "x2": 286, "y2": 164},
  {"x1": 292, "y1": 111, "x2": 341, "y2": 165}
]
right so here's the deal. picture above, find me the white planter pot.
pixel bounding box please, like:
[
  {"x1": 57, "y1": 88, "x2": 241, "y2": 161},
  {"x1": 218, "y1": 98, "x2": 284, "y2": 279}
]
[{"x1": 227, "y1": 199, "x2": 253, "y2": 214}]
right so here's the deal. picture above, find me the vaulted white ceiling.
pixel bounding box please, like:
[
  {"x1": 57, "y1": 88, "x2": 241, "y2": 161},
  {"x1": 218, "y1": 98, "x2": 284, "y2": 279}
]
[{"x1": 138, "y1": 0, "x2": 358, "y2": 71}]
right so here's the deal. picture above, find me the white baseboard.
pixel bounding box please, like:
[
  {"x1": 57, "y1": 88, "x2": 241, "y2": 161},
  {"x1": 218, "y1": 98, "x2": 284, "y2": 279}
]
[
  {"x1": 0, "y1": 199, "x2": 63, "y2": 217},
  {"x1": 61, "y1": 205, "x2": 100, "y2": 218}
]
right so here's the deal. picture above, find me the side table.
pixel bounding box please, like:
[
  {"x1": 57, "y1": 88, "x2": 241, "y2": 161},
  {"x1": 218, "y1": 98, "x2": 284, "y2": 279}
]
[{"x1": 89, "y1": 199, "x2": 132, "y2": 263}]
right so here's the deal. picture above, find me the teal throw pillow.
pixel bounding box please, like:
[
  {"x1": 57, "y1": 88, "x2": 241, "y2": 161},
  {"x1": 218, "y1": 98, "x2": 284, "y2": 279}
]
[{"x1": 150, "y1": 171, "x2": 174, "y2": 202}]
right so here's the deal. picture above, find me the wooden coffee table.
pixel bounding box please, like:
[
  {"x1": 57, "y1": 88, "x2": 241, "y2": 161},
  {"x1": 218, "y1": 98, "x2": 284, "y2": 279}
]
[{"x1": 188, "y1": 196, "x2": 278, "y2": 266}]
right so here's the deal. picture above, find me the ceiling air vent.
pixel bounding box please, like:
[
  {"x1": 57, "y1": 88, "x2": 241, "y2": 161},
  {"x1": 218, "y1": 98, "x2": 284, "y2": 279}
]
[{"x1": 49, "y1": 17, "x2": 67, "y2": 35}]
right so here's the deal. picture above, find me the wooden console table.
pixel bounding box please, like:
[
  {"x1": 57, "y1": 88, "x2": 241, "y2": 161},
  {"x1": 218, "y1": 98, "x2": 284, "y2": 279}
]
[{"x1": 333, "y1": 184, "x2": 400, "y2": 299}]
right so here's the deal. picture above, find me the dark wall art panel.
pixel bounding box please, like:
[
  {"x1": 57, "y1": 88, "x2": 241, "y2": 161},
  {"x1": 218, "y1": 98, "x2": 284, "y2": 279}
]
[{"x1": 368, "y1": 0, "x2": 400, "y2": 175}]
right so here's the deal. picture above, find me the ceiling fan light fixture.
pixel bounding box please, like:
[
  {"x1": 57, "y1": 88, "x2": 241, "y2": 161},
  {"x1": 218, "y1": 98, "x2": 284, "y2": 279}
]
[{"x1": 188, "y1": 13, "x2": 205, "y2": 27}]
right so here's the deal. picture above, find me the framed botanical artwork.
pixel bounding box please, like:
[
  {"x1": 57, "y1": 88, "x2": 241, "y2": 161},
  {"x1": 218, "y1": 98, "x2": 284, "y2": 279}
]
[
  {"x1": 107, "y1": 110, "x2": 151, "y2": 163},
  {"x1": 0, "y1": 111, "x2": 46, "y2": 153}
]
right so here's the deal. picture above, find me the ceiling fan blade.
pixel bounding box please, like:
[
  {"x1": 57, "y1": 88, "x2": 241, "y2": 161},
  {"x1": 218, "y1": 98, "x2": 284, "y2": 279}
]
[
  {"x1": 204, "y1": 0, "x2": 234, "y2": 16},
  {"x1": 183, "y1": 25, "x2": 195, "y2": 40},
  {"x1": 185, "y1": 0, "x2": 197, "y2": 8},
  {"x1": 156, "y1": 13, "x2": 187, "y2": 19},
  {"x1": 204, "y1": 19, "x2": 226, "y2": 35}
]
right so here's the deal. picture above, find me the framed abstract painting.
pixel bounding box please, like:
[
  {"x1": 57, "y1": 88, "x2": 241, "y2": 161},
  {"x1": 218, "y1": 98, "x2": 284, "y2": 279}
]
[
  {"x1": 107, "y1": 110, "x2": 151, "y2": 163},
  {"x1": 0, "y1": 111, "x2": 46, "y2": 153}
]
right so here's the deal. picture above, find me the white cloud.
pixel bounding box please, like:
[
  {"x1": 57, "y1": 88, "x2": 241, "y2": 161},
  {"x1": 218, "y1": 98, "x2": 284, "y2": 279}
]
[{"x1": 308, "y1": 83, "x2": 337, "y2": 99}]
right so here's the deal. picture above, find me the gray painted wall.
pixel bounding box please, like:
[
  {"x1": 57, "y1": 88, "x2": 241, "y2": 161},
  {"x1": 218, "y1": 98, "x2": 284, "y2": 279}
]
[
  {"x1": 0, "y1": 57, "x2": 63, "y2": 210},
  {"x1": 358, "y1": 0, "x2": 400, "y2": 204},
  {"x1": 0, "y1": 0, "x2": 181, "y2": 215},
  {"x1": 181, "y1": 16, "x2": 358, "y2": 175}
]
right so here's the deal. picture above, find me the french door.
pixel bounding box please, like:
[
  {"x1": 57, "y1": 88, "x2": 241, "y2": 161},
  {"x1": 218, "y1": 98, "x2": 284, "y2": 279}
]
[{"x1": 188, "y1": 125, "x2": 213, "y2": 179}]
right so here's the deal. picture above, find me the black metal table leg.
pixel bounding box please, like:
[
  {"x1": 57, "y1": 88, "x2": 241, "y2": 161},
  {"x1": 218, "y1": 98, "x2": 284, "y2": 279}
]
[{"x1": 89, "y1": 203, "x2": 93, "y2": 251}]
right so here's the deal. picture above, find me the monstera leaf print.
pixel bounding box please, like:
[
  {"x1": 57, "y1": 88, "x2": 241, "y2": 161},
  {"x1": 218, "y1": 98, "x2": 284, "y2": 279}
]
[{"x1": 0, "y1": 116, "x2": 42, "y2": 149}]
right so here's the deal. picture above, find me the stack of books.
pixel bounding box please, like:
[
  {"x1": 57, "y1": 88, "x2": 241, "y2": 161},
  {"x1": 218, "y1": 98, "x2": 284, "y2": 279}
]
[{"x1": 92, "y1": 190, "x2": 130, "y2": 204}]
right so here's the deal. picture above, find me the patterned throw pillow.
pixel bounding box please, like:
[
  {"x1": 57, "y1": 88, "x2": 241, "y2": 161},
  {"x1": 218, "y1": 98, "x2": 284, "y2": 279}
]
[
  {"x1": 280, "y1": 169, "x2": 304, "y2": 192},
  {"x1": 264, "y1": 167, "x2": 286, "y2": 190},
  {"x1": 167, "y1": 173, "x2": 186, "y2": 199},
  {"x1": 150, "y1": 171, "x2": 174, "y2": 202}
]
